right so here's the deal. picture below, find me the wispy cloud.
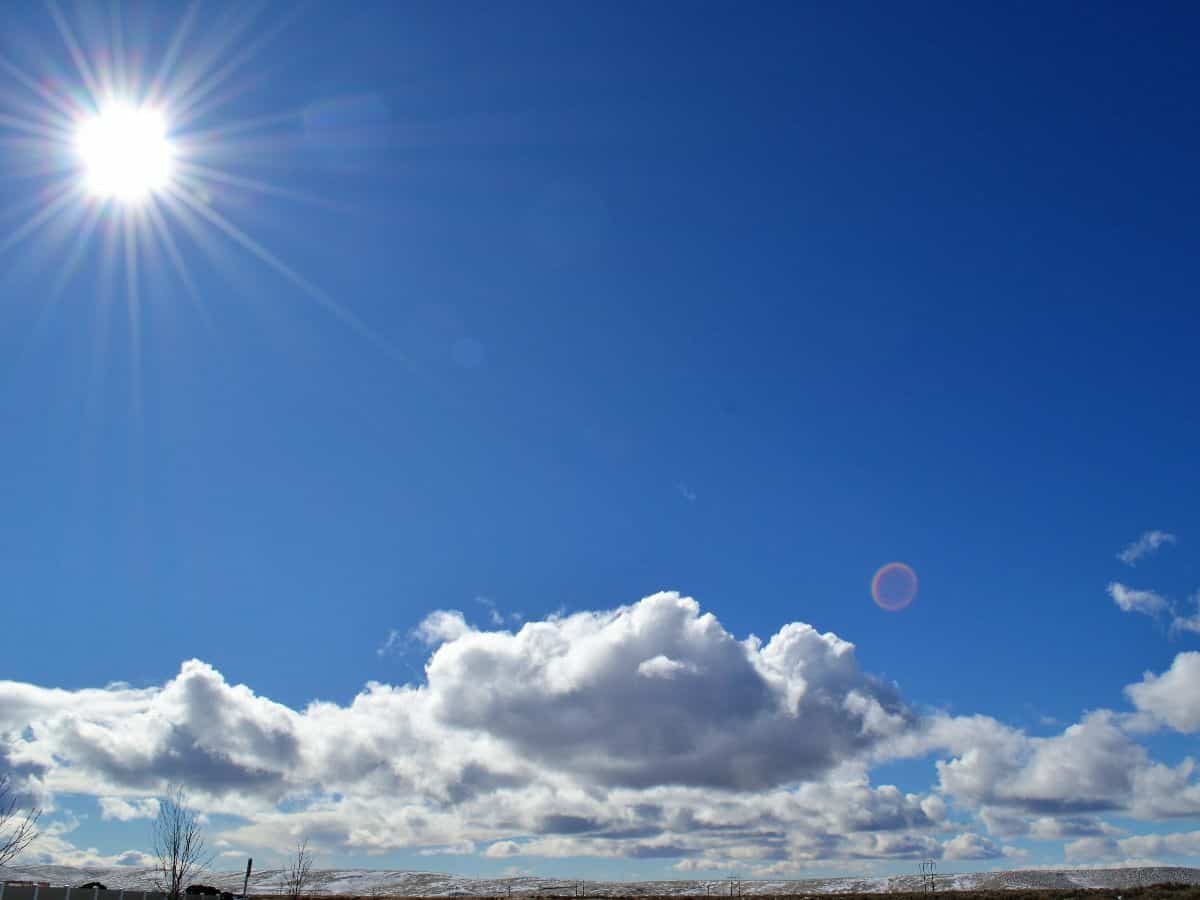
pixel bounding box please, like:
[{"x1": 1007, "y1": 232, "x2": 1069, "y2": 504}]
[
  {"x1": 676, "y1": 482, "x2": 697, "y2": 502},
  {"x1": 476, "y1": 595, "x2": 520, "y2": 626},
  {"x1": 1107, "y1": 582, "x2": 1170, "y2": 617},
  {"x1": 1117, "y1": 530, "x2": 1177, "y2": 566},
  {"x1": 476, "y1": 595, "x2": 505, "y2": 626},
  {"x1": 377, "y1": 628, "x2": 404, "y2": 656},
  {"x1": 1170, "y1": 593, "x2": 1200, "y2": 637}
]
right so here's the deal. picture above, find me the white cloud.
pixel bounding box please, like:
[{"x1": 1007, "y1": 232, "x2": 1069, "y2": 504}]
[
  {"x1": 98, "y1": 796, "x2": 160, "y2": 821},
  {"x1": 18, "y1": 829, "x2": 156, "y2": 868},
  {"x1": 1129, "y1": 758, "x2": 1200, "y2": 818},
  {"x1": 1064, "y1": 835, "x2": 1121, "y2": 861},
  {"x1": 978, "y1": 808, "x2": 1029, "y2": 838},
  {"x1": 1125, "y1": 652, "x2": 1200, "y2": 732},
  {"x1": 415, "y1": 610, "x2": 473, "y2": 645},
  {"x1": 1118, "y1": 531, "x2": 1176, "y2": 566},
  {"x1": 1107, "y1": 582, "x2": 1169, "y2": 617},
  {"x1": 919, "y1": 795, "x2": 946, "y2": 824},
  {"x1": 942, "y1": 832, "x2": 1002, "y2": 860},
  {"x1": 1118, "y1": 829, "x2": 1200, "y2": 858},
  {"x1": 636, "y1": 656, "x2": 698, "y2": 679},
  {"x1": 422, "y1": 593, "x2": 911, "y2": 791},
  {"x1": 1028, "y1": 815, "x2": 1122, "y2": 840},
  {"x1": 1066, "y1": 828, "x2": 1200, "y2": 862},
  {"x1": 485, "y1": 841, "x2": 523, "y2": 858},
  {"x1": 895, "y1": 707, "x2": 1200, "y2": 822},
  {"x1": 0, "y1": 594, "x2": 935, "y2": 868},
  {"x1": 3, "y1": 592, "x2": 1200, "y2": 870},
  {"x1": 475, "y1": 596, "x2": 506, "y2": 627},
  {"x1": 1169, "y1": 594, "x2": 1200, "y2": 637},
  {"x1": 377, "y1": 629, "x2": 404, "y2": 657}
]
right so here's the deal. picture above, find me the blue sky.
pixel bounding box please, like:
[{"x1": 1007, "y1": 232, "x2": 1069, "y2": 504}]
[{"x1": 1, "y1": 0, "x2": 1200, "y2": 883}]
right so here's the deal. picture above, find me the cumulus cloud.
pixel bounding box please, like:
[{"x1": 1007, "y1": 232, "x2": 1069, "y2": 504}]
[
  {"x1": 0, "y1": 593, "x2": 939, "y2": 868},
  {"x1": 938, "y1": 716, "x2": 1125, "y2": 813},
  {"x1": 415, "y1": 610, "x2": 473, "y2": 645},
  {"x1": 893, "y1": 702, "x2": 1200, "y2": 824},
  {"x1": 485, "y1": 841, "x2": 523, "y2": 858},
  {"x1": 2, "y1": 659, "x2": 300, "y2": 804},
  {"x1": 423, "y1": 594, "x2": 912, "y2": 791},
  {"x1": 98, "y1": 796, "x2": 160, "y2": 821},
  {"x1": 942, "y1": 832, "x2": 1002, "y2": 860},
  {"x1": 1066, "y1": 828, "x2": 1200, "y2": 863},
  {"x1": 1118, "y1": 829, "x2": 1200, "y2": 858},
  {"x1": 15, "y1": 815, "x2": 155, "y2": 869},
  {"x1": 978, "y1": 808, "x2": 1029, "y2": 839},
  {"x1": 636, "y1": 656, "x2": 698, "y2": 679},
  {"x1": 3, "y1": 592, "x2": 1200, "y2": 872},
  {"x1": 1125, "y1": 652, "x2": 1200, "y2": 733},
  {"x1": 1064, "y1": 835, "x2": 1121, "y2": 862},
  {"x1": 1107, "y1": 583, "x2": 1170, "y2": 617},
  {"x1": 1118, "y1": 531, "x2": 1176, "y2": 566},
  {"x1": 1028, "y1": 815, "x2": 1122, "y2": 840}
]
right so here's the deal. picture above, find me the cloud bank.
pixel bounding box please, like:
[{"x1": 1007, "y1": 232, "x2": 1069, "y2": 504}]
[{"x1": 2, "y1": 592, "x2": 1200, "y2": 874}]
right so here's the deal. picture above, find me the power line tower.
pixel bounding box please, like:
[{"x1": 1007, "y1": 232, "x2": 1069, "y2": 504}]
[{"x1": 919, "y1": 860, "x2": 937, "y2": 895}]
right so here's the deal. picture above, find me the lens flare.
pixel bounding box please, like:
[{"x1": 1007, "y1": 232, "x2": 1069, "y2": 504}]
[{"x1": 871, "y1": 562, "x2": 918, "y2": 612}]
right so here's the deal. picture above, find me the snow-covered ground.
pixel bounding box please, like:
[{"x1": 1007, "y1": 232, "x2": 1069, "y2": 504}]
[{"x1": 2, "y1": 865, "x2": 1199, "y2": 896}]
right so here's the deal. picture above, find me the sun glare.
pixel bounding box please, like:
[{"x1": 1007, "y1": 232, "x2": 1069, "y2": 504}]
[
  {"x1": 76, "y1": 104, "x2": 174, "y2": 202},
  {"x1": 0, "y1": 3, "x2": 389, "y2": 363}
]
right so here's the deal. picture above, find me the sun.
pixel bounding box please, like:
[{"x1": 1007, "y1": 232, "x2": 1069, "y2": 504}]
[
  {"x1": 0, "y1": 3, "x2": 390, "y2": 364},
  {"x1": 76, "y1": 103, "x2": 174, "y2": 203}
]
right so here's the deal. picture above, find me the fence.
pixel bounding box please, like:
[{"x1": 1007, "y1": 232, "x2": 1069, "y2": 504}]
[{"x1": 0, "y1": 887, "x2": 167, "y2": 900}]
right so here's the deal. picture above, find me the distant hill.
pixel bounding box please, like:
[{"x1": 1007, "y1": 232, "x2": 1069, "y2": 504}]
[{"x1": 3, "y1": 865, "x2": 1200, "y2": 896}]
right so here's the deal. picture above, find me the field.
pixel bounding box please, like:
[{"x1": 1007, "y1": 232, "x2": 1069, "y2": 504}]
[
  {"x1": 251, "y1": 889, "x2": 1200, "y2": 900},
  {"x1": 5, "y1": 868, "x2": 1200, "y2": 899}
]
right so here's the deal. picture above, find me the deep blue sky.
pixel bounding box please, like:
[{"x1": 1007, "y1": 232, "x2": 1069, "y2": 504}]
[{"x1": 1, "y1": 0, "x2": 1199, "y2": 880}]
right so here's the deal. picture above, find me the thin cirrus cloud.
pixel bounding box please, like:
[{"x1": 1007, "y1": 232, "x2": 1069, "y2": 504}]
[
  {"x1": 1169, "y1": 594, "x2": 1200, "y2": 637},
  {"x1": 1106, "y1": 582, "x2": 1170, "y2": 617},
  {"x1": 1117, "y1": 530, "x2": 1177, "y2": 566},
  {"x1": 4, "y1": 592, "x2": 1200, "y2": 873}
]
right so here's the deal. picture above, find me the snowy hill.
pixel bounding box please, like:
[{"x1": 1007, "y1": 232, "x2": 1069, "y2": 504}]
[{"x1": 2, "y1": 865, "x2": 1199, "y2": 896}]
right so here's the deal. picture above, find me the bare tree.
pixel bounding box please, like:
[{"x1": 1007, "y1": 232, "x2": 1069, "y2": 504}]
[
  {"x1": 0, "y1": 774, "x2": 40, "y2": 868},
  {"x1": 280, "y1": 838, "x2": 313, "y2": 900},
  {"x1": 153, "y1": 784, "x2": 212, "y2": 900}
]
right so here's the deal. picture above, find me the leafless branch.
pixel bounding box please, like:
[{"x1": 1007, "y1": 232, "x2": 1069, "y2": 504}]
[
  {"x1": 153, "y1": 784, "x2": 214, "y2": 900},
  {"x1": 280, "y1": 837, "x2": 313, "y2": 900},
  {"x1": 0, "y1": 774, "x2": 40, "y2": 868}
]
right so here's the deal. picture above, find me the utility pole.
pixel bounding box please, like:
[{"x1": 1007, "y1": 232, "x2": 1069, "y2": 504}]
[{"x1": 242, "y1": 859, "x2": 253, "y2": 900}]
